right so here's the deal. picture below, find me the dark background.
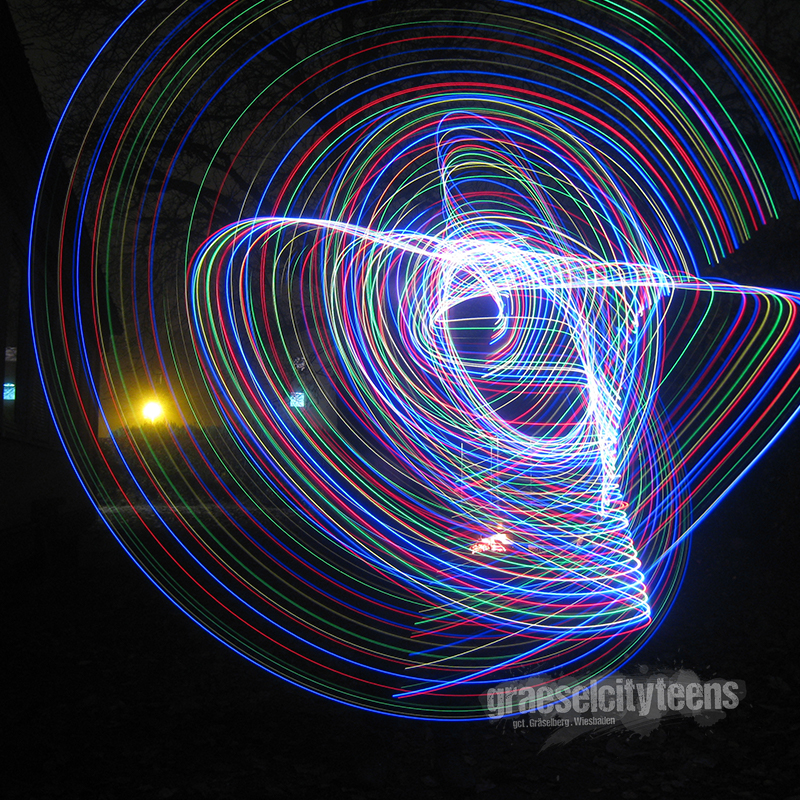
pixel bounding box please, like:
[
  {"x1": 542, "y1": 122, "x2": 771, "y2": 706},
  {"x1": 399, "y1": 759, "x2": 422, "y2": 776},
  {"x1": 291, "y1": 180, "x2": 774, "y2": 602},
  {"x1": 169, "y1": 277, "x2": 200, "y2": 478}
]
[
  {"x1": 5, "y1": 0, "x2": 800, "y2": 797},
  {"x1": 6, "y1": 420, "x2": 799, "y2": 799}
]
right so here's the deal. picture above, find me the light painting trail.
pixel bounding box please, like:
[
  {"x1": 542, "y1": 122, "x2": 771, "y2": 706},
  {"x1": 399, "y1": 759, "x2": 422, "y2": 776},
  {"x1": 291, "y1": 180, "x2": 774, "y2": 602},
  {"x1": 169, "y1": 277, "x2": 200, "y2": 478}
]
[{"x1": 30, "y1": 0, "x2": 800, "y2": 719}]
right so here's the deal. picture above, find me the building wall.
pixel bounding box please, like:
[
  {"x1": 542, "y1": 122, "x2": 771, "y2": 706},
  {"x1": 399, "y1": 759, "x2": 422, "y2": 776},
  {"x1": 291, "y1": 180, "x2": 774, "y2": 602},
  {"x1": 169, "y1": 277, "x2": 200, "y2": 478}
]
[{"x1": 1, "y1": 0, "x2": 96, "y2": 564}]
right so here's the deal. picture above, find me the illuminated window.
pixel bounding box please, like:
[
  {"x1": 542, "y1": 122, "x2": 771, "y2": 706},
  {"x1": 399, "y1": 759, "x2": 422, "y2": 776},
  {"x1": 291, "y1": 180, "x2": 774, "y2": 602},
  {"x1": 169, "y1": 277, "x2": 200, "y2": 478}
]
[
  {"x1": 289, "y1": 391, "x2": 305, "y2": 408},
  {"x1": 3, "y1": 382, "x2": 15, "y2": 400}
]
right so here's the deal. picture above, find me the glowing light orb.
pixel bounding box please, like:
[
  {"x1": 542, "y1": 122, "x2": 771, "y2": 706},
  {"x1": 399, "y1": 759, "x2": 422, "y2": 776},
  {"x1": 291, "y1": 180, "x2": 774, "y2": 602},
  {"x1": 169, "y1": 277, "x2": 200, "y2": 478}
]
[
  {"x1": 30, "y1": 0, "x2": 800, "y2": 719},
  {"x1": 142, "y1": 401, "x2": 164, "y2": 423}
]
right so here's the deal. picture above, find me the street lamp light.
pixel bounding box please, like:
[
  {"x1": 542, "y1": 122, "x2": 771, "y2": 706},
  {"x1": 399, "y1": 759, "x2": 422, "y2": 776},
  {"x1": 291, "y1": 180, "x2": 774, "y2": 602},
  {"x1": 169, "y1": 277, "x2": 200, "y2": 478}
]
[{"x1": 143, "y1": 400, "x2": 164, "y2": 424}]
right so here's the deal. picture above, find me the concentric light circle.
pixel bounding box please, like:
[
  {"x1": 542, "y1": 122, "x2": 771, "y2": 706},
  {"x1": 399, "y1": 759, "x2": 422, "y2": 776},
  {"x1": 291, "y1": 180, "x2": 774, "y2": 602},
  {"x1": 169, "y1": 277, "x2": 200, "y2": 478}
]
[{"x1": 31, "y1": 0, "x2": 800, "y2": 718}]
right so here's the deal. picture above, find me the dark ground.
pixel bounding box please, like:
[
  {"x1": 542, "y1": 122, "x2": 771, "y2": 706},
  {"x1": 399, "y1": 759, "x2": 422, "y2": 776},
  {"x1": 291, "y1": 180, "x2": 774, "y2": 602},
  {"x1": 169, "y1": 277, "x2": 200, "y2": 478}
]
[{"x1": 6, "y1": 427, "x2": 800, "y2": 800}]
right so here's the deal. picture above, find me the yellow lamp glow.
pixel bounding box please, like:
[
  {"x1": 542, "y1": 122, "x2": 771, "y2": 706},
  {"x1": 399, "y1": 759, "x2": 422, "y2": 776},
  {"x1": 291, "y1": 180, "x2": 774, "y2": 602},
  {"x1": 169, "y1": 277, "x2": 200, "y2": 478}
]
[{"x1": 143, "y1": 400, "x2": 164, "y2": 423}]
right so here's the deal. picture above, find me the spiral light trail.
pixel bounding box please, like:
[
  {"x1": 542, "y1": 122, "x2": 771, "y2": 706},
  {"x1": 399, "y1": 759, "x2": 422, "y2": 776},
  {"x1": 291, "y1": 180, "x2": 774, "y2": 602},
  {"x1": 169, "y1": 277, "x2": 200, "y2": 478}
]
[{"x1": 30, "y1": 0, "x2": 800, "y2": 718}]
